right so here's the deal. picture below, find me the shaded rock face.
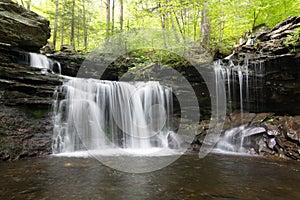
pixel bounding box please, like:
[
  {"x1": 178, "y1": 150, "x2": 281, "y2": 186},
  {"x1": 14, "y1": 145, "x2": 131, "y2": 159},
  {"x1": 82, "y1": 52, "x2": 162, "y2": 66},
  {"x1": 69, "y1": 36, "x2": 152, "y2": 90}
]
[
  {"x1": 0, "y1": 106, "x2": 53, "y2": 161},
  {"x1": 220, "y1": 16, "x2": 300, "y2": 115},
  {"x1": 0, "y1": 61, "x2": 63, "y2": 106},
  {"x1": 0, "y1": 45, "x2": 63, "y2": 161},
  {"x1": 0, "y1": 0, "x2": 50, "y2": 52}
]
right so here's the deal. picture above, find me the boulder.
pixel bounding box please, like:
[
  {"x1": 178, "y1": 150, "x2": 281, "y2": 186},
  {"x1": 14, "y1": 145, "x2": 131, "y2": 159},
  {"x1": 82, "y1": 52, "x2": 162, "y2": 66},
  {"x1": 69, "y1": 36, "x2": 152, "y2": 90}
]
[{"x1": 0, "y1": 0, "x2": 50, "y2": 52}]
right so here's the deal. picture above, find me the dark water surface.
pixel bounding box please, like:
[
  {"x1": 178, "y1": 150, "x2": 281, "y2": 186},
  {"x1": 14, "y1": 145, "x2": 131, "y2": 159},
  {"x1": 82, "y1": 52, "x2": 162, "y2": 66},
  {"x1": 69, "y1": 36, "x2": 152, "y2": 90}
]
[{"x1": 0, "y1": 154, "x2": 299, "y2": 200}]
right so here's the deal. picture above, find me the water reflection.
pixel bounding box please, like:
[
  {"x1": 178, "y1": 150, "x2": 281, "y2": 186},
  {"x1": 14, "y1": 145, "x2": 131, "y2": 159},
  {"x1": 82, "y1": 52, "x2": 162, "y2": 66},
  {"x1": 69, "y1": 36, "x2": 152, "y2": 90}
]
[{"x1": 0, "y1": 154, "x2": 299, "y2": 199}]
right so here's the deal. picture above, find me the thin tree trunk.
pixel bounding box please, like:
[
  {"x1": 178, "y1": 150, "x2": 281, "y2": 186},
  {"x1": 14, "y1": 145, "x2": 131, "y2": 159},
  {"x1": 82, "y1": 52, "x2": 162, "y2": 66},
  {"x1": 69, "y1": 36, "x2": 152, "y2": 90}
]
[
  {"x1": 161, "y1": 13, "x2": 167, "y2": 48},
  {"x1": 77, "y1": 12, "x2": 80, "y2": 49},
  {"x1": 112, "y1": 0, "x2": 115, "y2": 34},
  {"x1": 20, "y1": 0, "x2": 24, "y2": 7},
  {"x1": 173, "y1": 10, "x2": 185, "y2": 40},
  {"x1": 26, "y1": 0, "x2": 31, "y2": 10},
  {"x1": 82, "y1": 0, "x2": 87, "y2": 50},
  {"x1": 105, "y1": 0, "x2": 111, "y2": 38},
  {"x1": 200, "y1": 1, "x2": 210, "y2": 47},
  {"x1": 120, "y1": 0, "x2": 123, "y2": 31},
  {"x1": 53, "y1": 0, "x2": 59, "y2": 50},
  {"x1": 170, "y1": 15, "x2": 180, "y2": 42},
  {"x1": 219, "y1": 11, "x2": 224, "y2": 43},
  {"x1": 70, "y1": 0, "x2": 76, "y2": 49},
  {"x1": 60, "y1": 14, "x2": 65, "y2": 47},
  {"x1": 193, "y1": 8, "x2": 199, "y2": 41},
  {"x1": 180, "y1": 10, "x2": 186, "y2": 36}
]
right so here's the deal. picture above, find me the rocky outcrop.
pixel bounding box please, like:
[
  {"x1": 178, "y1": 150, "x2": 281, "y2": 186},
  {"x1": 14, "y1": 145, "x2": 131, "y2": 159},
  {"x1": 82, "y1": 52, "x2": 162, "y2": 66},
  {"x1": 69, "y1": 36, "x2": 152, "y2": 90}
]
[
  {"x1": 219, "y1": 16, "x2": 300, "y2": 115},
  {"x1": 0, "y1": 0, "x2": 50, "y2": 52},
  {"x1": 0, "y1": 45, "x2": 63, "y2": 160},
  {"x1": 0, "y1": 46, "x2": 64, "y2": 106},
  {"x1": 236, "y1": 16, "x2": 300, "y2": 60},
  {"x1": 192, "y1": 113, "x2": 300, "y2": 160}
]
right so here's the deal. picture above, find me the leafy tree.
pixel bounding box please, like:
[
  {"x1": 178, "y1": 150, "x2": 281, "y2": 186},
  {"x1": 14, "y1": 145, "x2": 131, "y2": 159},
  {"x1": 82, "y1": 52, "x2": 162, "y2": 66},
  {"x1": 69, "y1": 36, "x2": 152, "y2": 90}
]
[{"x1": 12, "y1": 0, "x2": 300, "y2": 53}]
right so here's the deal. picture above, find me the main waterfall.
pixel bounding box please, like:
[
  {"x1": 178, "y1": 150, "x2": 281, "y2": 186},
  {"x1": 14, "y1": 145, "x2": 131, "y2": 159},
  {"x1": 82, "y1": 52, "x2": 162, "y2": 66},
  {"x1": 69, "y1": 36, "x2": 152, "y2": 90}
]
[{"x1": 52, "y1": 78, "x2": 179, "y2": 156}]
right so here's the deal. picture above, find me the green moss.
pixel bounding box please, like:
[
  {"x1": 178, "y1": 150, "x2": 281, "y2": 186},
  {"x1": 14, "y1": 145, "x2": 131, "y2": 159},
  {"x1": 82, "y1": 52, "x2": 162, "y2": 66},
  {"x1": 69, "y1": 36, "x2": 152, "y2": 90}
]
[
  {"x1": 32, "y1": 110, "x2": 46, "y2": 119},
  {"x1": 284, "y1": 27, "x2": 300, "y2": 52}
]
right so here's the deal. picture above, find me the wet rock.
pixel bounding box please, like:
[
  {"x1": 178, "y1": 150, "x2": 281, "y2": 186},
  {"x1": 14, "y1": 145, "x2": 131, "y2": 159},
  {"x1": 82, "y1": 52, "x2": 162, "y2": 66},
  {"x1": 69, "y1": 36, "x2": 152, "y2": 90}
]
[
  {"x1": 229, "y1": 112, "x2": 256, "y2": 127},
  {"x1": 267, "y1": 138, "x2": 276, "y2": 149},
  {"x1": 0, "y1": 106, "x2": 53, "y2": 161},
  {"x1": 284, "y1": 119, "x2": 300, "y2": 143},
  {"x1": 0, "y1": 62, "x2": 64, "y2": 106},
  {"x1": 252, "y1": 113, "x2": 274, "y2": 123},
  {"x1": 192, "y1": 112, "x2": 300, "y2": 160},
  {"x1": 0, "y1": 0, "x2": 50, "y2": 52},
  {"x1": 236, "y1": 16, "x2": 300, "y2": 58},
  {"x1": 192, "y1": 120, "x2": 210, "y2": 149},
  {"x1": 40, "y1": 42, "x2": 55, "y2": 54}
]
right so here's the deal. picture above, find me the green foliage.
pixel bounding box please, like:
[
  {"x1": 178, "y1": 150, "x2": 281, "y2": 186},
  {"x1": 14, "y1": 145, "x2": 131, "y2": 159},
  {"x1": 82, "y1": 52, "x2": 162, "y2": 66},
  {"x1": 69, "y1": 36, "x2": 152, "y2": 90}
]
[
  {"x1": 284, "y1": 28, "x2": 300, "y2": 52},
  {"x1": 126, "y1": 49, "x2": 189, "y2": 73},
  {"x1": 12, "y1": 0, "x2": 300, "y2": 54}
]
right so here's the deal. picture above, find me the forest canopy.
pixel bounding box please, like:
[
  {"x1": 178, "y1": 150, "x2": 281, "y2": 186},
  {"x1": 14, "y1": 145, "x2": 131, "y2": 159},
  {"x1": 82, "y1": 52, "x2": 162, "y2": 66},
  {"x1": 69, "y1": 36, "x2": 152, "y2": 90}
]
[{"x1": 13, "y1": 0, "x2": 300, "y2": 54}]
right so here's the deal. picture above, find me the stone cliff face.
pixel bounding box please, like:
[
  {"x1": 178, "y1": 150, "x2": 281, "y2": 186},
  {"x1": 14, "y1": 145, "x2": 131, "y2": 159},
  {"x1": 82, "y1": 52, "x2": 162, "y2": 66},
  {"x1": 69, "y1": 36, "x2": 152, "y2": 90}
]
[
  {"x1": 0, "y1": 1, "x2": 60, "y2": 160},
  {"x1": 0, "y1": 46, "x2": 63, "y2": 160},
  {"x1": 0, "y1": 106, "x2": 53, "y2": 160},
  {"x1": 221, "y1": 16, "x2": 300, "y2": 115},
  {"x1": 0, "y1": 0, "x2": 50, "y2": 52}
]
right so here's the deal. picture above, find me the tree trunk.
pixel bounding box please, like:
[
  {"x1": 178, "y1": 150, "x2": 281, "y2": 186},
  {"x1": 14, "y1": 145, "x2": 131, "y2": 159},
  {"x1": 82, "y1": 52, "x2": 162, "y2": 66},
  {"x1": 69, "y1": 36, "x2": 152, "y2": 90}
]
[
  {"x1": 173, "y1": 10, "x2": 185, "y2": 40},
  {"x1": 53, "y1": 0, "x2": 59, "y2": 50},
  {"x1": 120, "y1": 0, "x2": 123, "y2": 31},
  {"x1": 200, "y1": 1, "x2": 210, "y2": 47},
  {"x1": 112, "y1": 0, "x2": 115, "y2": 34},
  {"x1": 105, "y1": 0, "x2": 111, "y2": 38},
  {"x1": 26, "y1": 0, "x2": 31, "y2": 10},
  {"x1": 60, "y1": 19, "x2": 64, "y2": 47},
  {"x1": 20, "y1": 0, "x2": 24, "y2": 7},
  {"x1": 82, "y1": 0, "x2": 87, "y2": 50},
  {"x1": 170, "y1": 15, "x2": 180, "y2": 42},
  {"x1": 193, "y1": 8, "x2": 199, "y2": 41},
  {"x1": 70, "y1": 0, "x2": 76, "y2": 49}
]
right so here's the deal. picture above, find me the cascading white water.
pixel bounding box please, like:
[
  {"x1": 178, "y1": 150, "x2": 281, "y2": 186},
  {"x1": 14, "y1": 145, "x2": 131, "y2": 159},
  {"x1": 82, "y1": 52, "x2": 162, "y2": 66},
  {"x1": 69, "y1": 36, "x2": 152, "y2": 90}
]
[
  {"x1": 213, "y1": 58, "x2": 265, "y2": 153},
  {"x1": 29, "y1": 52, "x2": 50, "y2": 69},
  {"x1": 52, "y1": 78, "x2": 179, "y2": 155},
  {"x1": 29, "y1": 52, "x2": 61, "y2": 74}
]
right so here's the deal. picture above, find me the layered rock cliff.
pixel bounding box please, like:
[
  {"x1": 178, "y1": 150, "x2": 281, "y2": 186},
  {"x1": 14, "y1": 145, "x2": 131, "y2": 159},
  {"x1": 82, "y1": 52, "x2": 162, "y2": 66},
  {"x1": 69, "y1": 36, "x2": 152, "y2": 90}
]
[{"x1": 0, "y1": 0, "x2": 50, "y2": 52}]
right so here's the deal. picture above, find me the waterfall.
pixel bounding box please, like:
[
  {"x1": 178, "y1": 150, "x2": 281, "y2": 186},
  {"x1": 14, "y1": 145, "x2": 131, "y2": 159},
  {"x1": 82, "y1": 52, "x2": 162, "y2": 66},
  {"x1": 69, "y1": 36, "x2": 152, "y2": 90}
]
[
  {"x1": 29, "y1": 52, "x2": 61, "y2": 74},
  {"x1": 213, "y1": 58, "x2": 265, "y2": 153},
  {"x1": 29, "y1": 52, "x2": 50, "y2": 69},
  {"x1": 52, "y1": 78, "x2": 179, "y2": 156}
]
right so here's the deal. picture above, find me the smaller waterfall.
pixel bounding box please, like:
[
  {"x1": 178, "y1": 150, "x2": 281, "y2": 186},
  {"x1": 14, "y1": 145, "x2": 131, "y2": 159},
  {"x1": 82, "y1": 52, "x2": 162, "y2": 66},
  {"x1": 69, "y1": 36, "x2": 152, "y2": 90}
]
[
  {"x1": 29, "y1": 53, "x2": 61, "y2": 74},
  {"x1": 213, "y1": 59, "x2": 265, "y2": 115},
  {"x1": 52, "y1": 79, "x2": 180, "y2": 156},
  {"x1": 216, "y1": 125, "x2": 266, "y2": 153},
  {"x1": 213, "y1": 58, "x2": 266, "y2": 153},
  {"x1": 29, "y1": 52, "x2": 50, "y2": 69}
]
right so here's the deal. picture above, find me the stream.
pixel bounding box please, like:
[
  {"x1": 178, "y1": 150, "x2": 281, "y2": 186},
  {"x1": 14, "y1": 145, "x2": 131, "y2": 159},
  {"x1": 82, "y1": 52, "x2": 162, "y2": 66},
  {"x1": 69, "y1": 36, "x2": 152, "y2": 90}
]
[{"x1": 1, "y1": 153, "x2": 299, "y2": 199}]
